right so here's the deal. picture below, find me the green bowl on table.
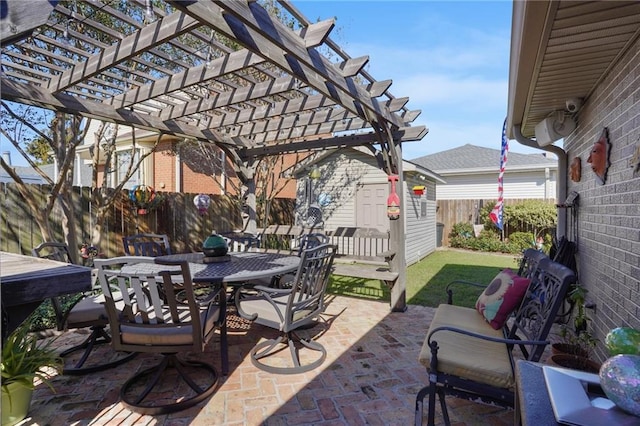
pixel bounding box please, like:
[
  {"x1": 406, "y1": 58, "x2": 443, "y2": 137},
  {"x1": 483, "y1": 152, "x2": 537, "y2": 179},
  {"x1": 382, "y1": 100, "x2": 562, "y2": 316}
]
[{"x1": 202, "y1": 233, "x2": 229, "y2": 257}]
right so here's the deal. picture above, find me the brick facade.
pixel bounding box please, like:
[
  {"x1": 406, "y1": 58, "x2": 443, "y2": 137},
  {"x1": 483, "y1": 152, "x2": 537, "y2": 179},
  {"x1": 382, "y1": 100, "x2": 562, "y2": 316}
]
[{"x1": 563, "y1": 36, "x2": 640, "y2": 361}]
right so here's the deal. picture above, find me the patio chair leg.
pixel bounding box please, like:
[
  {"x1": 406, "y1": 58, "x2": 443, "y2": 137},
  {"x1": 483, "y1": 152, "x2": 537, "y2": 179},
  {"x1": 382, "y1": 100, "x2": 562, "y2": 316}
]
[
  {"x1": 427, "y1": 382, "x2": 438, "y2": 426},
  {"x1": 60, "y1": 325, "x2": 137, "y2": 375},
  {"x1": 438, "y1": 387, "x2": 451, "y2": 425},
  {"x1": 120, "y1": 354, "x2": 219, "y2": 415},
  {"x1": 415, "y1": 384, "x2": 430, "y2": 426},
  {"x1": 250, "y1": 331, "x2": 327, "y2": 374}
]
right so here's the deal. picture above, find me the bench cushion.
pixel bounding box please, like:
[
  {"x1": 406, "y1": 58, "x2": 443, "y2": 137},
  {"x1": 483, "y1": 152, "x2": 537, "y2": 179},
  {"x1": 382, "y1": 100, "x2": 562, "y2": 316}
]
[{"x1": 418, "y1": 304, "x2": 514, "y2": 389}]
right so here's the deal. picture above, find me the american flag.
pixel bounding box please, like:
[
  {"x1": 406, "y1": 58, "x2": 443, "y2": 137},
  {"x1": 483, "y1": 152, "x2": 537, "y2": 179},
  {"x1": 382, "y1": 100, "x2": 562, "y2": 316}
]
[{"x1": 490, "y1": 119, "x2": 509, "y2": 230}]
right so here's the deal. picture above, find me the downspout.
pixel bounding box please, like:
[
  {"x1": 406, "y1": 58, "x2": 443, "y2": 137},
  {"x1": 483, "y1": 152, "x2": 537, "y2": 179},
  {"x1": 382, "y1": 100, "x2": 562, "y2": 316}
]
[{"x1": 513, "y1": 125, "x2": 567, "y2": 239}]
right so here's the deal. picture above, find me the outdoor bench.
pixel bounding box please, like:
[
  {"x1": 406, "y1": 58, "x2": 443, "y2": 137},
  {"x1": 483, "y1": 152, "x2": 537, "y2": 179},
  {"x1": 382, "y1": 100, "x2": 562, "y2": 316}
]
[
  {"x1": 414, "y1": 248, "x2": 576, "y2": 426},
  {"x1": 325, "y1": 227, "x2": 398, "y2": 289},
  {"x1": 256, "y1": 225, "x2": 398, "y2": 290}
]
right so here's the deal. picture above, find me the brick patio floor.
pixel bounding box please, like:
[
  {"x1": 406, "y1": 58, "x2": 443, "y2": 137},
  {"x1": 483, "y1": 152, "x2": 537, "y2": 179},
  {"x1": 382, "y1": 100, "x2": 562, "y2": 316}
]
[{"x1": 22, "y1": 295, "x2": 515, "y2": 425}]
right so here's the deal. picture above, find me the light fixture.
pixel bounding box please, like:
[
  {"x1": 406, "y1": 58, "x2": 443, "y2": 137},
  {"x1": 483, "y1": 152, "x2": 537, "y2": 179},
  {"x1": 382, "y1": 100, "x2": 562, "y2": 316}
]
[{"x1": 309, "y1": 165, "x2": 321, "y2": 180}]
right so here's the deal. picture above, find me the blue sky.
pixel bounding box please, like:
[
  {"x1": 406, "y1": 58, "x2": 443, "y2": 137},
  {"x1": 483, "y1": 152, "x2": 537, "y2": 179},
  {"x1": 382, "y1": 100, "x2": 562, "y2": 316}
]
[
  {"x1": 296, "y1": 0, "x2": 540, "y2": 160},
  {"x1": 2, "y1": 1, "x2": 540, "y2": 167}
]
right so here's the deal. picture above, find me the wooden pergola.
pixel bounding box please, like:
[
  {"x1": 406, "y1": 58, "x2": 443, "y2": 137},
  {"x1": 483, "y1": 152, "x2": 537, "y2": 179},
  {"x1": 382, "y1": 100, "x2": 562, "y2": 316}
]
[{"x1": 0, "y1": 0, "x2": 428, "y2": 311}]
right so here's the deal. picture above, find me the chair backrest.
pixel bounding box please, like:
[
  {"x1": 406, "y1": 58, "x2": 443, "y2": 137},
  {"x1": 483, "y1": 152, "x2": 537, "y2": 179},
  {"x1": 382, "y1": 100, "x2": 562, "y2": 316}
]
[
  {"x1": 32, "y1": 241, "x2": 73, "y2": 264},
  {"x1": 283, "y1": 243, "x2": 336, "y2": 332},
  {"x1": 221, "y1": 232, "x2": 260, "y2": 252},
  {"x1": 508, "y1": 256, "x2": 576, "y2": 362},
  {"x1": 296, "y1": 233, "x2": 330, "y2": 255},
  {"x1": 32, "y1": 241, "x2": 75, "y2": 330},
  {"x1": 122, "y1": 233, "x2": 172, "y2": 256},
  {"x1": 95, "y1": 256, "x2": 224, "y2": 354},
  {"x1": 517, "y1": 248, "x2": 548, "y2": 278}
]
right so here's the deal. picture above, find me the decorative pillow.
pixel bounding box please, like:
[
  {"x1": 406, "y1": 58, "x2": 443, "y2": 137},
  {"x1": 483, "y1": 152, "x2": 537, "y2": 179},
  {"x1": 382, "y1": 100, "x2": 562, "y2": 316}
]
[{"x1": 475, "y1": 269, "x2": 530, "y2": 330}]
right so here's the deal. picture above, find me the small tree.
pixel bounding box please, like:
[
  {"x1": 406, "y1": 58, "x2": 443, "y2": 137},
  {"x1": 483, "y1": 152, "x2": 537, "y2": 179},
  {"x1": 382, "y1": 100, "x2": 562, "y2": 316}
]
[
  {"x1": 0, "y1": 102, "x2": 89, "y2": 262},
  {"x1": 88, "y1": 122, "x2": 160, "y2": 251}
]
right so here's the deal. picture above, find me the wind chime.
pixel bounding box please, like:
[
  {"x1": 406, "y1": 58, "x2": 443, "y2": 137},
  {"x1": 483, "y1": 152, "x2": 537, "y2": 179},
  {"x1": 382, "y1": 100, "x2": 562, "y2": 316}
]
[{"x1": 129, "y1": 185, "x2": 156, "y2": 215}]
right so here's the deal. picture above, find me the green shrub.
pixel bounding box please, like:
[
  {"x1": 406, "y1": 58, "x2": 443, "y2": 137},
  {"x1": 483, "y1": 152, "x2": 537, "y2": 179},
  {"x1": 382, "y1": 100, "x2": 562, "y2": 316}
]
[
  {"x1": 508, "y1": 232, "x2": 536, "y2": 253},
  {"x1": 449, "y1": 222, "x2": 473, "y2": 239}
]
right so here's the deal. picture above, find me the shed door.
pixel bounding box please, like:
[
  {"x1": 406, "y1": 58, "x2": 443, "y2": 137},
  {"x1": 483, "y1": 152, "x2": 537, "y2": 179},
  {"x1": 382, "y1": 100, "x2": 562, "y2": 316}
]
[{"x1": 356, "y1": 183, "x2": 388, "y2": 231}]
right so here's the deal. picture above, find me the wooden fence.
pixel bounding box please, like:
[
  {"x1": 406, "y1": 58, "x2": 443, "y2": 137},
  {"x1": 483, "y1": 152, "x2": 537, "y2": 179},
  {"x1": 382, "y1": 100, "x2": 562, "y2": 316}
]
[{"x1": 0, "y1": 183, "x2": 294, "y2": 258}]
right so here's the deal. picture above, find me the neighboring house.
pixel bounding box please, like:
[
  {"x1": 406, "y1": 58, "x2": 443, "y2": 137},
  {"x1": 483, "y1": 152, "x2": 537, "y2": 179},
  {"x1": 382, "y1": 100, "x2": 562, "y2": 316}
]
[
  {"x1": 0, "y1": 152, "x2": 45, "y2": 184},
  {"x1": 412, "y1": 144, "x2": 558, "y2": 244},
  {"x1": 507, "y1": 1, "x2": 640, "y2": 361},
  {"x1": 75, "y1": 121, "x2": 298, "y2": 198},
  {"x1": 292, "y1": 147, "x2": 445, "y2": 266},
  {"x1": 412, "y1": 144, "x2": 557, "y2": 200}
]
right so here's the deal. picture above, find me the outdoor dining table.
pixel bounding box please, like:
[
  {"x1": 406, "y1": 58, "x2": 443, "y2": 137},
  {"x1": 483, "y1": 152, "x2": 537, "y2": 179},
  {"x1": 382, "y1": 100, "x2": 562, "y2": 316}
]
[
  {"x1": 153, "y1": 250, "x2": 301, "y2": 285},
  {"x1": 0, "y1": 251, "x2": 92, "y2": 340}
]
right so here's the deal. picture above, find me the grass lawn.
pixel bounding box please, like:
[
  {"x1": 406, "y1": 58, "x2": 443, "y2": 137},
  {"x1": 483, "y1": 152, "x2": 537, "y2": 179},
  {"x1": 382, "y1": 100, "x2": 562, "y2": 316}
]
[{"x1": 328, "y1": 248, "x2": 520, "y2": 308}]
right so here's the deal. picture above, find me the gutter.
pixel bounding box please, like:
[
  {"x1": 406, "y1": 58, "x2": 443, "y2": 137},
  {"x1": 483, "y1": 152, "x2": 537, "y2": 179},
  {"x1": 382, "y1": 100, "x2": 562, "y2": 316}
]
[{"x1": 513, "y1": 125, "x2": 567, "y2": 240}]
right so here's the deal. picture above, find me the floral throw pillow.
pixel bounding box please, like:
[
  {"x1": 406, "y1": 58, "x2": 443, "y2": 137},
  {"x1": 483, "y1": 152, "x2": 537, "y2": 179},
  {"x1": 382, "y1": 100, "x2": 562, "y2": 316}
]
[{"x1": 475, "y1": 269, "x2": 531, "y2": 330}]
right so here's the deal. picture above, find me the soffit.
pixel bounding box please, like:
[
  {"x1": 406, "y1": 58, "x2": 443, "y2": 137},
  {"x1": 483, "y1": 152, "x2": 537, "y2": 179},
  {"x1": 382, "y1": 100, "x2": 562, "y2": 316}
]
[
  {"x1": 508, "y1": 0, "x2": 640, "y2": 140},
  {"x1": 0, "y1": 0, "x2": 426, "y2": 164}
]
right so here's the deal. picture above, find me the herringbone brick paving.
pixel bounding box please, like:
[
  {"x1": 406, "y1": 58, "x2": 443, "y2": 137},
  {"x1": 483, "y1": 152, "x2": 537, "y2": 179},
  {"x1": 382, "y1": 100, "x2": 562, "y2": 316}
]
[{"x1": 23, "y1": 295, "x2": 514, "y2": 425}]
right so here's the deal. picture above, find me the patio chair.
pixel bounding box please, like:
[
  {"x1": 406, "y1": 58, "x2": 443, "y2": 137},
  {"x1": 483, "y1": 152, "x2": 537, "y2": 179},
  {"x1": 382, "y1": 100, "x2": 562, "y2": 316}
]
[
  {"x1": 122, "y1": 233, "x2": 171, "y2": 256},
  {"x1": 31, "y1": 242, "x2": 136, "y2": 375},
  {"x1": 95, "y1": 256, "x2": 227, "y2": 415},
  {"x1": 296, "y1": 232, "x2": 330, "y2": 254},
  {"x1": 234, "y1": 243, "x2": 336, "y2": 374},
  {"x1": 414, "y1": 251, "x2": 576, "y2": 425},
  {"x1": 272, "y1": 232, "x2": 330, "y2": 288}
]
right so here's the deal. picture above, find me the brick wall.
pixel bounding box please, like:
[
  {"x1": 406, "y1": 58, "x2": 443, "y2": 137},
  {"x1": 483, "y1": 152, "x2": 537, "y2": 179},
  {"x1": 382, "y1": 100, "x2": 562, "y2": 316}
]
[{"x1": 563, "y1": 37, "x2": 640, "y2": 361}]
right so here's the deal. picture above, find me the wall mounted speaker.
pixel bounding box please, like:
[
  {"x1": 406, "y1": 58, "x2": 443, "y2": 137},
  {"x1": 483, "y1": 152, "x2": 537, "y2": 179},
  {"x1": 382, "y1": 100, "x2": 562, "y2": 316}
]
[{"x1": 535, "y1": 113, "x2": 576, "y2": 146}]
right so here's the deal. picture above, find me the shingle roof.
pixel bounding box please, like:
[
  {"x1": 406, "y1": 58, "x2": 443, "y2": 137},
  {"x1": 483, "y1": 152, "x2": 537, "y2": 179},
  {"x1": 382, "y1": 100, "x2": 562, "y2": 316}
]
[{"x1": 410, "y1": 144, "x2": 557, "y2": 173}]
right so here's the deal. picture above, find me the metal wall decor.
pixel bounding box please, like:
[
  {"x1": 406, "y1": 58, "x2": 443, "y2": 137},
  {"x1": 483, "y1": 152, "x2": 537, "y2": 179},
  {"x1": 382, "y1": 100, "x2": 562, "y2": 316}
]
[
  {"x1": 587, "y1": 127, "x2": 611, "y2": 185},
  {"x1": 570, "y1": 157, "x2": 582, "y2": 182}
]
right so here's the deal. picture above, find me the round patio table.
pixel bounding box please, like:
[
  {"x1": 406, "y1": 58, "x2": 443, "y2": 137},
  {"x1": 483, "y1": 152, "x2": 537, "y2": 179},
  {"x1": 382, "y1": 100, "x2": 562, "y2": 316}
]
[{"x1": 154, "y1": 250, "x2": 300, "y2": 285}]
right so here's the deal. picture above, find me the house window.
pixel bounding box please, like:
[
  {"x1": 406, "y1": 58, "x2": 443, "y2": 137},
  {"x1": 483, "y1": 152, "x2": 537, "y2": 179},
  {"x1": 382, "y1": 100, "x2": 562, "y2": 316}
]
[
  {"x1": 115, "y1": 149, "x2": 142, "y2": 189},
  {"x1": 421, "y1": 200, "x2": 427, "y2": 218}
]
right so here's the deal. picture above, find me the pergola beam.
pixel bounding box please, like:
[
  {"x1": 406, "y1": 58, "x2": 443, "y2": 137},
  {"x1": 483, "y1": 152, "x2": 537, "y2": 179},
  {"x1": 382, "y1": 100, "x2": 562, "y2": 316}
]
[{"x1": 1, "y1": 79, "x2": 252, "y2": 148}]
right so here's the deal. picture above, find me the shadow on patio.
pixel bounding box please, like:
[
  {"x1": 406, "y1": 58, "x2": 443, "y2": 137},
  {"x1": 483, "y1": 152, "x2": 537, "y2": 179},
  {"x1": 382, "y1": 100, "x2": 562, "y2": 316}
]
[{"x1": 24, "y1": 295, "x2": 514, "y2": 425}]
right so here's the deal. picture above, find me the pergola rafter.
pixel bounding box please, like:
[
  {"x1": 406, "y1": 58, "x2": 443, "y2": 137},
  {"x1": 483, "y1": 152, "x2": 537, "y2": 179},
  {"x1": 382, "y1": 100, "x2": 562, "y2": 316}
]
[{"x1": 0, "y1": 0, "x2": 428, "y2": 312}]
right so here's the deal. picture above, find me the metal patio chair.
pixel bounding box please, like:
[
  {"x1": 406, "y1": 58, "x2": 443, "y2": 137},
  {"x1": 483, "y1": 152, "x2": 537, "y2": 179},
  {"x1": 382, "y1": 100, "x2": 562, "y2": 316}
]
[
  {"x1": 235, "y1": 243, "x2": 336, "y2": 374},
  {"x1": 32, "y1": 242, "x2": 136, "y2": 375},
  {"x1": 122, "y1": 233, "x2": 172, "y2": 256},
  {"x1": 95, "y1": 256, "x2": 227, "y2": 414}
]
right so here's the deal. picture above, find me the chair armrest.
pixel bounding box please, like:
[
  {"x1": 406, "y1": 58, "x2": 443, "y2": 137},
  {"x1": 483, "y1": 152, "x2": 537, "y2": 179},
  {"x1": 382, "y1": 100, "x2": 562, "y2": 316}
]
[
  {"x1": 378, "y1": 249, "x2": 396, "y2": 263},
  {"x1": 445, "y1": 280, "x2": 487, "y2": 304},
  {"x1": 428, "y1": 326, "x2": 549, "y2": 348}
]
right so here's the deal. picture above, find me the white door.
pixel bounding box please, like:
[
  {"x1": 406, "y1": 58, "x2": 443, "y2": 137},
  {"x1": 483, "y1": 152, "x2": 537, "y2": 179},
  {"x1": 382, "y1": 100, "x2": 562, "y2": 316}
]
[{"x1": 356, "y1": 183, "x2": 389, "y2": 231}]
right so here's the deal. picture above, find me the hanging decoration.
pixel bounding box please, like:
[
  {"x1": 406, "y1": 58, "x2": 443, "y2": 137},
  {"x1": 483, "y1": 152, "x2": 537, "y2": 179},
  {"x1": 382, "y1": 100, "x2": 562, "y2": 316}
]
[
  {"x1": 129, "y1": 185, "x2": 156, "y2": 215},
  {"x1": 387, "y1": 175, "x2": 400, "y2": 220},
  {"x1": 193, "y1": 194, "x2": 211, "y2": 216},
  {"x1": 412, "y1": 185, "x2": 426, "y2": 196}
]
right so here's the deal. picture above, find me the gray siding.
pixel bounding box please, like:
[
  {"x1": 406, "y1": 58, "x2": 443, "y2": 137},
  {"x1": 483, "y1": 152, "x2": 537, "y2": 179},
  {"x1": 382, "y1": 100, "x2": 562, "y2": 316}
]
[
  {"x1": 295, "y1": 148, "x2": 437, "y2": 265},
  {"x1": 436, "y1": 170, "x2": 556, "y2": 200},
  {"x1": 563, "y1": 36, "x2": 640, "y2": 361},
  {"x1": 403, "y1": 175, "x2": 437, "y2": 265}
]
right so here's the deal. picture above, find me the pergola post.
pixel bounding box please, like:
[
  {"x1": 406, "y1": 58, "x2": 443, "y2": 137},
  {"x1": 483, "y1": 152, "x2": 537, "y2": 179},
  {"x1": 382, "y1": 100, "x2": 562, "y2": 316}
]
[{"x1": 389, "y1": 142, "x2": 407, "y2": 312}]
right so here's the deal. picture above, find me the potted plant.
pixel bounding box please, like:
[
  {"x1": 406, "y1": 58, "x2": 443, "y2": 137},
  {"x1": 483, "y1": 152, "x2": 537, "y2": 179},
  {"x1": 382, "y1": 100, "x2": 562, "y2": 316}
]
[
  {"x1": 1, "y1": 320, "x2": 62, "y2": 426},
  {"x1": 549, "y1": 285, "x2": 600, "y2": 372}
]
